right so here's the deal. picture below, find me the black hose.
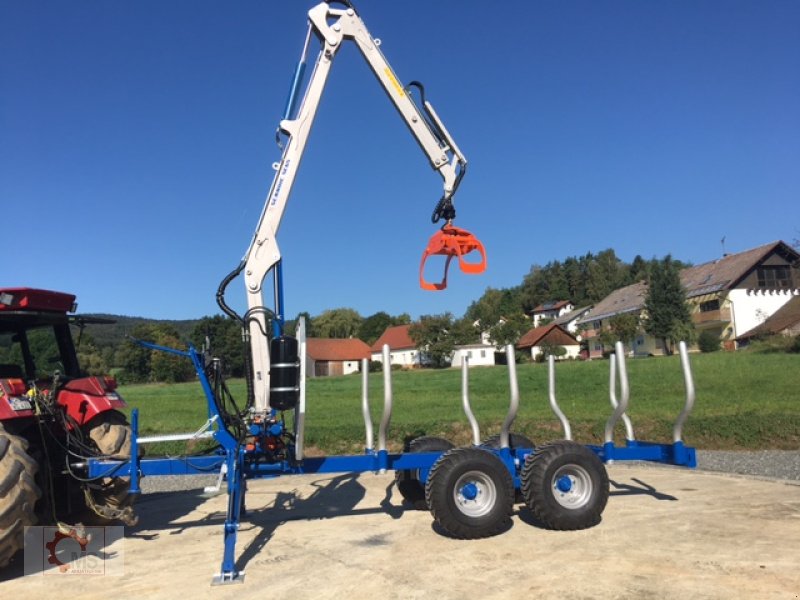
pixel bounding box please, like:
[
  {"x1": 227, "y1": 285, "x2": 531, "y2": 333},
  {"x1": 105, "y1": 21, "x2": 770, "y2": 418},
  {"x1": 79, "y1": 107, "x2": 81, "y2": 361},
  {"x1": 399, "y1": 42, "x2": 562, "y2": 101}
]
[
  {"x1": 216, "y1": 261, "x2": 246, "y2": 324},
  {"x1": 431, "y1": 196, "x2": 456, "y2": 224}
]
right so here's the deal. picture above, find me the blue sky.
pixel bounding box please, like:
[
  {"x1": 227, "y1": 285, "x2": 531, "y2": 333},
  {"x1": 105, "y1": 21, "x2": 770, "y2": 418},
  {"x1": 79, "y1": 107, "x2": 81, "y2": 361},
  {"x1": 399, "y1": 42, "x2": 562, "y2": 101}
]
[{"x1": 2, "y1": 1, "x2": 799, "y2": 321}]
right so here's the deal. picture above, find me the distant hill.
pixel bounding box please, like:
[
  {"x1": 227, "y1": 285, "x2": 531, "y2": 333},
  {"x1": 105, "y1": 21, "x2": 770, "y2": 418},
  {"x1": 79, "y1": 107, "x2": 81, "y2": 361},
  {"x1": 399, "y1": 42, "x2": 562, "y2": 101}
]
[{"x1": 78, "y1": 314, "x2": 201, "y2": 349}]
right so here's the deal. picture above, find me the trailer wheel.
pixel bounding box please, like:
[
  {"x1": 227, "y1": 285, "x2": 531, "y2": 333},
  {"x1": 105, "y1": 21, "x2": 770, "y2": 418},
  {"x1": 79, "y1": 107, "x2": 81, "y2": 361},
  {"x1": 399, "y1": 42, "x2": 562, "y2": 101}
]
[
  {"x1": 425, "y1": 447, "x2": 513, "y2": 539},
  {"x1": 0, "y1": 423, "x2": 41, "y2": 568},
  {"x1": 395, "y1": 436, "x2": 454, "y2": 509},
  {"x1": 83, "y1": 410, "x2": 138, "y2": 526},
  {"x1": 521, "y1": 440, "x2": 609, "y2": 530},
  {"x1": 481, "y1": 433, "x2": 535, "y2": 450}
]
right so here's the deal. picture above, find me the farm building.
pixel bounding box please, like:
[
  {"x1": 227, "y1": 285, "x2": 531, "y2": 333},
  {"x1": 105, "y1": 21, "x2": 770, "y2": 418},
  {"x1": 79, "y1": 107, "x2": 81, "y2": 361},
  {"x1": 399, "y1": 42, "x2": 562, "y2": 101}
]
[
  {"x1": 371, "y1": 324, "x2": 421, "y2": 367},
  {"x1": 578, "y1": 240, "x2": 800, "y2": 357},
  {"x1": 736, "y1": 295, "x2": 800, "y2": 344},
  {"x1": 306, "y1": 338, "x2": 371, "y2": 377},
  {"x1": 516, "y1": 323, "x2": 581, "y2": 360}
]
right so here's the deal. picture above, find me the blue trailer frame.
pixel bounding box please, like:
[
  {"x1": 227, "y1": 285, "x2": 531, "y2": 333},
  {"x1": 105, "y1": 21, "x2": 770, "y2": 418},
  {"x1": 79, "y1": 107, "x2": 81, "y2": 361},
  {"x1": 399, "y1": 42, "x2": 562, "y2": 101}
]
[{"x1": 88, "y1": 339, "x2": 696, "y2": 585}]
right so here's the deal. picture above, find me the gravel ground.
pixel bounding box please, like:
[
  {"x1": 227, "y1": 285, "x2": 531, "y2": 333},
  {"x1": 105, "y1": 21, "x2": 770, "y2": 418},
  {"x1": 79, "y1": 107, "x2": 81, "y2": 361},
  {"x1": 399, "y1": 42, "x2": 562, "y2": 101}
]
[
  {"x1": 137, "y1": 449, "x2": 800, "y2": 494},
  {"x1": 696, "y1": 449, "x2": 800, "y2": 482}
]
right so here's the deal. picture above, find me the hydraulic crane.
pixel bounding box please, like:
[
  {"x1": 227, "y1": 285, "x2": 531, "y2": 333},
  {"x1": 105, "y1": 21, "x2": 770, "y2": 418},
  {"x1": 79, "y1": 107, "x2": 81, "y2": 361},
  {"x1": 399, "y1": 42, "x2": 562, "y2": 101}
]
[{"x1": 215, "y1": 0, "x2": 485, "y2": 417}]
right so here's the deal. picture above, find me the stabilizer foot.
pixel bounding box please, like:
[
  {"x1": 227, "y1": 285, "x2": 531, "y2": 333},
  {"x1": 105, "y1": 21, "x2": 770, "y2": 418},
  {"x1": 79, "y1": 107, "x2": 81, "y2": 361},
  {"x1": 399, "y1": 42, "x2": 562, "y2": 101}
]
[{"x1": 211, "y1": 571, "x2": 245, "y2": 586}]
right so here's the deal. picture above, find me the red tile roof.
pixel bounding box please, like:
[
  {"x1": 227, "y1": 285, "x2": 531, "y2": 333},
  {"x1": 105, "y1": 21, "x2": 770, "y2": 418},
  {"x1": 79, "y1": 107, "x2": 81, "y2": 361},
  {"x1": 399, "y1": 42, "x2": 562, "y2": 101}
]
[
  {"x1": 306, "y1": 338, "x2": 371, "y2": 361},
  {"x1": 517, "y1": 323, "x2": 579, "y2": 349},
  {"x1": 371, "y1": 324, "x2": 416, "y2": 352}
]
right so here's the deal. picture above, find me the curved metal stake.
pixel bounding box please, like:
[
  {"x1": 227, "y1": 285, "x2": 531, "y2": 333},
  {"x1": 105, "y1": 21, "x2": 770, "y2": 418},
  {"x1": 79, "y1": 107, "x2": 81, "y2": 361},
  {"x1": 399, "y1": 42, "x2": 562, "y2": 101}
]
[
  {"x1": 673, "y1": 341, "x2": 696, "y2": 443},
  {"x1": 361, "y1": 358, "x2": 374, "y2": 451},
  {"x1": 547, "y1": 355, "x2": 572, "y2": 440},
  {"x1": 377, "y1": 345, "x2": 393, "y2": 471},
  {"x1": 607, "y1": 353, "x2": 635, "y2": 442},
  {"x1": 461, "y1": 356, "x2": 481, "y2": 445},
  {"x1": 604, "y1": 342, "x2": 631, "y2": 446},
  {"x1": 499, "y1": 345, "x2": 519, "y2": 449}
]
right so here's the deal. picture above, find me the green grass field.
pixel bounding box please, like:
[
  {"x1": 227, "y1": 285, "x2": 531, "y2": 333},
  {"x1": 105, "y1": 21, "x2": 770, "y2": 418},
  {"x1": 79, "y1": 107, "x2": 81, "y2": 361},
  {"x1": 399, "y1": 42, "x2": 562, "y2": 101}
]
[{"x1": 117, "y1": 351, "x2": 800, "y2": 455}]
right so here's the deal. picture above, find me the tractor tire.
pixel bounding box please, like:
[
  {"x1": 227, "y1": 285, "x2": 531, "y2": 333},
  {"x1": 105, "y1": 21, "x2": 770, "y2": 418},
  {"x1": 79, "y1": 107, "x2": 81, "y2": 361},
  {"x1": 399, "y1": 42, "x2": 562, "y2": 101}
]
[
  {"x1": 0, "y1": 423, "x2": 42, "y2": 568},
  {"x1": 521, "y1": 440, "x2": 609, "y2": 530},
  {"x1": 425, "y1": 447, "x2": 513, "y2": 539},
  {"x1": 86, "y1": 409, "x2": 134, "y2": 459},
  {"x1": 395, "y1": 436, "x2": 454, "y2": 510},
  {"x1": 83, "y1": 410, "x2": 138, "y2": 526}
]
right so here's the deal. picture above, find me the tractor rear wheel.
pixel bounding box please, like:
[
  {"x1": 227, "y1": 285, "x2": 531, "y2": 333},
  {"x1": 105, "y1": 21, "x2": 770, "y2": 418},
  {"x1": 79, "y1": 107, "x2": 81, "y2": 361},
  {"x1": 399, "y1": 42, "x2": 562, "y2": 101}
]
[
  {"x1": 395, "y1": 436, "x2": 454, "y2": 510},
  {"x1": 0, "y1": 423, "x2": 41, "y2": 568},
  {"x1": 82, "y1": 410, "x2": 138, "y2": 526}
]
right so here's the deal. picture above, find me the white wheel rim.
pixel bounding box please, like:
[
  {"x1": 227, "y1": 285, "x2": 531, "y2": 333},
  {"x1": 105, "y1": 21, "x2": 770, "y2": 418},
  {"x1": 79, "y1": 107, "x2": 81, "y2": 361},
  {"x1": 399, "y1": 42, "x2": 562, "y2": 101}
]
[
  {"x1": 453, "y1": 470, "x2": 497, "y2": 517},
  {"x1": 551, "y1": 464, "x2": 593, "y2": 509}
]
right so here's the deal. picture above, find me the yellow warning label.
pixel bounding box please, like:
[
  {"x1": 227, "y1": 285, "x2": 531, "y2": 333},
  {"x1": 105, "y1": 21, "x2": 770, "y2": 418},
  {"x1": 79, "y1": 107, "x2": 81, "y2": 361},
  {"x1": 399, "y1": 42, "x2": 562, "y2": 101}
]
[{"x1": 384, "y1": 67, "x2": 405, "y2": 97}]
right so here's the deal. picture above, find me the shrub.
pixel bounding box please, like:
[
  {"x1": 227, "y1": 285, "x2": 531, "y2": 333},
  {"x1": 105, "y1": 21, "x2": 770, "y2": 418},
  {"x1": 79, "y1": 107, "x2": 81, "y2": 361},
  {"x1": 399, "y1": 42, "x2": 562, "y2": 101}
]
[
  {"x1": 698, "y1": 330, "x2": 721, "y2": 353},
  {"x1": 749, "y1": 334, "x2": 796, "y2": 354}
]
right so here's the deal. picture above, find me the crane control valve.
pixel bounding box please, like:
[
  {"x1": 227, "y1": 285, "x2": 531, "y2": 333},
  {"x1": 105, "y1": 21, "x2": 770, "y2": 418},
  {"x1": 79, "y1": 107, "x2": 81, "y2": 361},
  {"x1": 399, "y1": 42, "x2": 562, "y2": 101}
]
[{"x1": 419, "y1": 224, "x2": 487, "y2": 291}]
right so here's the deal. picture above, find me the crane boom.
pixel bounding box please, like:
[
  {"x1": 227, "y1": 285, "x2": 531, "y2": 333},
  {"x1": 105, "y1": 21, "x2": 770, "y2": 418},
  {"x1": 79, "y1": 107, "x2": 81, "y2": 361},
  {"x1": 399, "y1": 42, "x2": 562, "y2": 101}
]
[{"x1": 219, "y1": 2, "x2": 475, "y2": 413}]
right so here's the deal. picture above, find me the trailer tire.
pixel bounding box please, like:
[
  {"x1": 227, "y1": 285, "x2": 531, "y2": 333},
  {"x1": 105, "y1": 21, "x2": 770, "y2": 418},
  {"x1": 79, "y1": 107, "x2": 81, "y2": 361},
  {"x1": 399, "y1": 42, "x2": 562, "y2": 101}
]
[
  {"x1": 395, "y1": 436, "x2": 454, "y2": 510},
  {"x1": 481, "y1": 433, "x2": 535, "y2": 451},
  {"x1": 425, "y1": 447, "x2": 513, "y2": 539},
  {"x1": 0, "y1": 423, "x2": 41, "y2": 568},
  {"x1": 521, "y1": 440, "x2": 608, "y2": 530},
  {"x1": 83, "y1": 410, "x2": 138, "y2": 525}
]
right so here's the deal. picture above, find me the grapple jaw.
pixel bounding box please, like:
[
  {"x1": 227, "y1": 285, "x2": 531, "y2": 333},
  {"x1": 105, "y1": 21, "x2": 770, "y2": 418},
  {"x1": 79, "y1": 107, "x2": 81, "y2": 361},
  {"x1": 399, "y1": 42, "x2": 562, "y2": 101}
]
[{"x1": 419, "y1": 224, "x2": 487, "y2": 291}]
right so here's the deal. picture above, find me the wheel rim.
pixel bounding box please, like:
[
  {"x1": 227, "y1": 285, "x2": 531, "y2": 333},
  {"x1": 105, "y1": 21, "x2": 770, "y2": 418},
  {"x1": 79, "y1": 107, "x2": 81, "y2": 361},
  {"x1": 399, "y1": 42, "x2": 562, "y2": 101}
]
[
  {"x1": 550, "y1": 464, "x2": 593, "y2": 509},
  {"x1": 453, "y1": 470, "x2": 497, "y2": 517}
]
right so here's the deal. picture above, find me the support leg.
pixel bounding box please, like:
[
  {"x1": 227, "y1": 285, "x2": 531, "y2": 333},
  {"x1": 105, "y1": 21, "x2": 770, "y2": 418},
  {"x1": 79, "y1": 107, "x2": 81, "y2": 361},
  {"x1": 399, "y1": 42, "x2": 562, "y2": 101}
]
[{"x1": 211, "y1": 448, "x2": 245, "y2": 585}]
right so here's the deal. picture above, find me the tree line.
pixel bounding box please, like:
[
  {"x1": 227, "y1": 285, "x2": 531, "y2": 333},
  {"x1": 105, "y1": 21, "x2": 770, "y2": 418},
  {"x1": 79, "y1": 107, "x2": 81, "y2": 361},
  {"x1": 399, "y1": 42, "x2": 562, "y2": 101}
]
[{"x1": 28, "y1": 247, "x2": 696, "y2": 382}]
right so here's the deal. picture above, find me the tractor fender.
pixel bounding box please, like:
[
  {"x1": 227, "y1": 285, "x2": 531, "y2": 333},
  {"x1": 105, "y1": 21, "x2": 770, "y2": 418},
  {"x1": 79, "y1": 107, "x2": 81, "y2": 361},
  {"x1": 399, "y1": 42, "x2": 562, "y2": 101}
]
[
  {"x1": 56, "y1": 377, "x2": 127, "y2": 427},
  {"x1": 0, "y1": 378, "x2": 35, "y2": 421}
]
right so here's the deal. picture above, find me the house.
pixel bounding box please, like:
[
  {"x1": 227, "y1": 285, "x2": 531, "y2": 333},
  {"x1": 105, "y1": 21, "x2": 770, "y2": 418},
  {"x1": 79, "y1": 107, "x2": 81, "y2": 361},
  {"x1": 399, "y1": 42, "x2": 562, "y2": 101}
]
[
  {"x1": 306, "y1": 338, "x2": 371, "y2": 377},
  {"x1": 736, "y1": 295, "x2": 800, "y2": 344},
  {"x1": 578, "y1": 240, "x2": 800, "y2": 357},
  {"x1": 551, "y1": 305, "x2": 592, "y2": 335},
  {"x1": 531, "y1": 300, "x2": 574, "y2": 327},
  {"x1": 517, "y1": 323, "x2": 581, "y2": 360},
  {"x1": 450, "y1": 343, "x2": 497, "y2": 367},
  {"x1": 370, "y1": 324, "x2": 421, "y2": 367}
]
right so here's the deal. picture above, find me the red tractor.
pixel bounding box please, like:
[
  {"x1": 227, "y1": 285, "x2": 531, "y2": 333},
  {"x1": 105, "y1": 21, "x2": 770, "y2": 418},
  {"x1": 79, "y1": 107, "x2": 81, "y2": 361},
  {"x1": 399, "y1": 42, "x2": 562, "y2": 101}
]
[{"x1": 0, "y1": 288, "x2": 136, "y2": 568}]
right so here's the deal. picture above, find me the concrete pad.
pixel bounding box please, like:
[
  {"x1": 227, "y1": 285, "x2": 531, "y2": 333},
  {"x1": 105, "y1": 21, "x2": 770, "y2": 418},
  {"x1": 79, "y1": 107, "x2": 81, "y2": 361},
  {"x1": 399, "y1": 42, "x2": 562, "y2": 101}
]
[{"x1": 2, "y1": 465, "x2": 799, "y2": 599}]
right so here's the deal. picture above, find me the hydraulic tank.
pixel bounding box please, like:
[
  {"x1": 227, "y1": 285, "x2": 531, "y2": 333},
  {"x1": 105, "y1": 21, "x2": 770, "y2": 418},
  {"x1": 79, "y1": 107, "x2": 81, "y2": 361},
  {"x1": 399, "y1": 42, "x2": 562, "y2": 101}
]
[{"x1": 269, "y1": 335, "x2": 300, "y2": 411}]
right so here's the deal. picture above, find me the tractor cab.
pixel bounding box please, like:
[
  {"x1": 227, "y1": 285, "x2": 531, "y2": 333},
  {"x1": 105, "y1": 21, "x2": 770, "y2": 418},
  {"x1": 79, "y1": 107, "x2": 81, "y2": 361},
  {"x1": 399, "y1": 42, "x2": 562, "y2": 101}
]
[
  {"x1": 0, "y1": 288, "x2": 82, "y2": 383},
  {"x1": 0, "y1": 288, "x2": 124, "y2": 427}
]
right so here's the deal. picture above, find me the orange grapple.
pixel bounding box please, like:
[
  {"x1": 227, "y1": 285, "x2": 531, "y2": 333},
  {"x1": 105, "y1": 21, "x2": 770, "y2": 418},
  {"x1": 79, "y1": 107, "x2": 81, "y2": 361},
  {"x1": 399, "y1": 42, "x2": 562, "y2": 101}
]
[{"x1": 419, "y1": 224, "x2": 487, "y2": 291}]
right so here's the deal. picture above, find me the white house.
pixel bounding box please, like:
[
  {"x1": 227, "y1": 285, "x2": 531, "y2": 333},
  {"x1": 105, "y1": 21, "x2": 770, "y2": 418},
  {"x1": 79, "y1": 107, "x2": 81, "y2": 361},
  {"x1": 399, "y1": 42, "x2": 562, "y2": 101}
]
[
  {"x1": 552, "y1": 305, "x2": 592, "y2": 335},
  {"x1": 370, "y1": 324, "x2": 421, "y2": 367},
  {"x1": 531, "y1": 300, "x2": 574, "y2": 327},
  {"x1": 577, "y1": 240, "x2": 800, "y2": 356},
  {"x1": 450, "y1": 344, "x2": 497, "y2": 367}
]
